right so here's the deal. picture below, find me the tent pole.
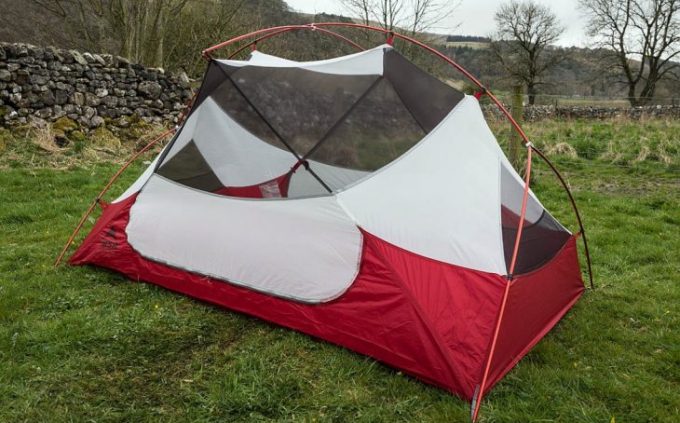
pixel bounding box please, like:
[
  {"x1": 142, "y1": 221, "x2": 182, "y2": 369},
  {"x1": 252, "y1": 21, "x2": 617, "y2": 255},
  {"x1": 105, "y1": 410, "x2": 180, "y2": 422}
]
[
  {"x1": 55, "y1": 90, "x2": 199, "y2": 267},
  {"x1": 225, "y1": 26, "x2": 365, "y2": 60},
  {"x1": 471, "y1": 144, "x2": 533, "y2": 421},
  {"x1": 53, "y1": 128, "x2": 176, "y2": 267},
  {"x1": 471, "y1": 279, "x2": 510, "y2": 422},
  {"x1": 530, "y1": 145, "x2": 594, "y2": 289},
  {"x1": 508, "y1": 145, "x2": 533, "y2": 277}
]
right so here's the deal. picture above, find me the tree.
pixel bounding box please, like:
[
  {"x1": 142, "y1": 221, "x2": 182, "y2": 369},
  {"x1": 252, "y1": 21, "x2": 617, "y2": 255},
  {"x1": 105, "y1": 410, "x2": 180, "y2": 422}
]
[
  {"x1": 491, "y1": 0, "x2": 564, "y2": 105},
  {"x1": 31, "y1": 0, "x2": 191, "y2": 68},
  {"x1": 580, "y1": 0, "x2": 680, "y2": 106},
  {"x1": 341, "y1": 0, "x2": 457, "y2": 35},
  {"x1": 29, "y1": 0, "x2": 267, "y2": 73}
]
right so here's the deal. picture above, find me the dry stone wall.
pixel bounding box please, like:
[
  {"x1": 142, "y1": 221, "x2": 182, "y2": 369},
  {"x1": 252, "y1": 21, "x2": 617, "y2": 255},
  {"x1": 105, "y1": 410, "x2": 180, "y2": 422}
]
[
  {"x1": 0, "y1": 42, "x2": 193, "y2": 130},
  {"x1": 483, "y1": 104, "x2": 680, "y2": 122}
]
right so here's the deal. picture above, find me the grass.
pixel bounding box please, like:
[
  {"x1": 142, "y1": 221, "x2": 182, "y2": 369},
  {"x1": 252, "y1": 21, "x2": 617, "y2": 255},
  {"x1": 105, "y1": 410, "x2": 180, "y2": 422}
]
[{"x1": 1, "y1": 118, "x2": 679, "y2": 422}]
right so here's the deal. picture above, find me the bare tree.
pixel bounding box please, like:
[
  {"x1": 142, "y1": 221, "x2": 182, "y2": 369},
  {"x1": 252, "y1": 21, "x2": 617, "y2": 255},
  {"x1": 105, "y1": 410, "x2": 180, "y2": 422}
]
[
  {"x1": 31, "y1": 0, "x2": 189, "y2": 68},
  {"x1": 580, "y1": 0, "x2": 680, "y2": 106},
  {"x1": 340, "y1": 0, "x2": 456, "y2": 35},
  {"x1": 491, "y1": 0, "x2": 564, "y2": 105}
]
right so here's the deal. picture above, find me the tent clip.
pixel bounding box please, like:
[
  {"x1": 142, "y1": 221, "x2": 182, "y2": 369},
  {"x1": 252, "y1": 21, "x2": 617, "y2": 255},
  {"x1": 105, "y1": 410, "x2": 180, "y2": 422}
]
[
  {"x1": 473, "y1": 88, "x2": 487, "y2": 100},
  {"x1": 525, "y1": 141, "x2": 534, "y2": 148}
]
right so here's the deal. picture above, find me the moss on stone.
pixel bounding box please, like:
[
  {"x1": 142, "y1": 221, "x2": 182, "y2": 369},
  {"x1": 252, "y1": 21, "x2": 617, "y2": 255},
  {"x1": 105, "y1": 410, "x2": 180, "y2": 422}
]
[
  {"x1": 51, "y1": 117, "x2": 79, "y2": 138},
  {"x1": 90, "y1": 126, "x2": 121, "y2": 149}
]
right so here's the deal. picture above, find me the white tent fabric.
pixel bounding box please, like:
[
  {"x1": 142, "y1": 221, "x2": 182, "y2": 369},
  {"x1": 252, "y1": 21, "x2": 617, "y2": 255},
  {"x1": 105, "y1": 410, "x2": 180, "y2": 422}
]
[
  {"x1": 218, "y1": 44, "x2": 391, "y2": 75},
  {"x1": 127, "y1": 175, "x2": 363, "y2": 302},
  {"x1": 337, "y1": 96, "x2": 507, "y2": 274}
]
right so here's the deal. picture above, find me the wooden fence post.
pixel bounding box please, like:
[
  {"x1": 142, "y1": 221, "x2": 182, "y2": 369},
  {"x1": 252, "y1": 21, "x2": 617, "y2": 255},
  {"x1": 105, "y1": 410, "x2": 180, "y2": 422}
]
[{"x1": 509, "y1": 85, "x2": 524, "y2": 170}]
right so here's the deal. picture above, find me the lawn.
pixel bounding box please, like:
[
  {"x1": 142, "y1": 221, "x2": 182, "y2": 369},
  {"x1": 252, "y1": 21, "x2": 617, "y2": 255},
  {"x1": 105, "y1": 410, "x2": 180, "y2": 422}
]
[{"x1": 0, "y1": 118, "x2": 679, "y2": 422}]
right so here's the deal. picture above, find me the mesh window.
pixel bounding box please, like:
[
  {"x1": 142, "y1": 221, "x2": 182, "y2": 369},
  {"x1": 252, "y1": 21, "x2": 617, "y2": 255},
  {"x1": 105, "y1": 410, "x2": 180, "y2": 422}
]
[
  {"x1": 156, "y1": 49, "x2": 465, "y2": 199},
  {"x1": 225, "y1": 63, "x2": 381, "y2": 155},
  {"x1": 383, "y1": 50, "x2": 464, "y2": 132},
  {"x1": 305, "y1": 77, "x2": 426, "y2": 170},
  {"x1": 500, "y1": 163, "x2": 570, "y2": 275},
  {"x1": 156, "y1": 140, "x2": 223, "y2": 192}
]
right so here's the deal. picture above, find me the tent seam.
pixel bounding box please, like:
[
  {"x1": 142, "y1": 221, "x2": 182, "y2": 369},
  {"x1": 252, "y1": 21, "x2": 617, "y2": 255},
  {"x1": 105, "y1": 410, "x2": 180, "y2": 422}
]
[{"x1": 364, "y1": 236, "x2": 467, "y2": 397}]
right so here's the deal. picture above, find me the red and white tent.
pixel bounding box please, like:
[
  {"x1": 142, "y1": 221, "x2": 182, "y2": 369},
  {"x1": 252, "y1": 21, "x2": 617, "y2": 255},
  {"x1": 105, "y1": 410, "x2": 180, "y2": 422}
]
[{"x1": 60, "y1": 24, "x2": 592, "y2": 421}]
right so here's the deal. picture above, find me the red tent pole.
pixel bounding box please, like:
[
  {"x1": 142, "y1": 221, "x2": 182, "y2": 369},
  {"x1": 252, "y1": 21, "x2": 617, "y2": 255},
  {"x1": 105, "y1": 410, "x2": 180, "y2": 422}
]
[
  {"x1": 202, "y1": 25, "x2": 305, "y2": 59},
  {"x1": 206, "y1": 22, "x2": 532, "y2": 144},
  {"x1": 53, "y1": 127, "x2": 176, "y2": 267},
  {"x1": 306, "y1": 22, "x2": 593, "y2": 288},
  {"x1": 471, "y1": 144, "x2": 533, "y2": 422},
  {"x1": 225, "y1": 26, "x2": 364, "y2": 60},
  {"x1": 508, "y1": 146, "x2": 533, "y2": 277},
  {"x1": 530, "y1": 145, "x2": 594, "y2": 289}
]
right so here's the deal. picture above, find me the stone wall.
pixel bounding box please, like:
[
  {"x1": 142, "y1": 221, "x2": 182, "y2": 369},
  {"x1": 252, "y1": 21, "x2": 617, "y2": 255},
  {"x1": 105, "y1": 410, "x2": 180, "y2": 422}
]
[
  {"x1": 0, "y1": 42, "x2": 193, "y2": 129},
  {"x1": 483, "y1": 104, "x2": 680, "y2": 122}
]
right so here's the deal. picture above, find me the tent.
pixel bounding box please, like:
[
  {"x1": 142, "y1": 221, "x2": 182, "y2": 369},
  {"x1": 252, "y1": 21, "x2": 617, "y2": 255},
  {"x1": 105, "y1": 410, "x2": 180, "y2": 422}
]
[{"x1": 59, "y1": 23, "x2": 592, "y2": 421}]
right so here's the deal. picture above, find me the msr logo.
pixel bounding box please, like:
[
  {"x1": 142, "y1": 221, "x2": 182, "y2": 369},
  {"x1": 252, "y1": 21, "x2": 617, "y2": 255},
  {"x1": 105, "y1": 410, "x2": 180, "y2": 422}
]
[{"x1": 101, "y1": 227, "x2": 118, "y2": 250}]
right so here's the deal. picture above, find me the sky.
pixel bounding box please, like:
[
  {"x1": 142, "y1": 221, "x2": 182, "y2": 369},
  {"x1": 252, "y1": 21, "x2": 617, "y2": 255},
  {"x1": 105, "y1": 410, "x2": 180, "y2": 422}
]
[{"x1": 285, "y1": 0, "x2": 588, "y2": 47}]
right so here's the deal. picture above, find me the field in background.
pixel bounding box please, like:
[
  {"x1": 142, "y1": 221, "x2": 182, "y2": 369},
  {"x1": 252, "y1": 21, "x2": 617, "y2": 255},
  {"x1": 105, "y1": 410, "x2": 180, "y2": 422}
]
[{"x1": 0, "y1": 117, "x2": 679, "y2": 422}]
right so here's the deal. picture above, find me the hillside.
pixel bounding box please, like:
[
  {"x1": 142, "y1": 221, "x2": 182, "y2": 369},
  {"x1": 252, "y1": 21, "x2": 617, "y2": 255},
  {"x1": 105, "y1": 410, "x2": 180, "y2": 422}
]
[{"x1": 1, "y1": 0, "x2": 678, "y2": 101}]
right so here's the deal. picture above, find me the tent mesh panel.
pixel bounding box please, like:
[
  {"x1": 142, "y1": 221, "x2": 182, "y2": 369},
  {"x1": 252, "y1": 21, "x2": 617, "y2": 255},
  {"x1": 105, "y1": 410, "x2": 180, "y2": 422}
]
[
  {"x1": 157, "y1": 48, "x2": 463, "y2": 198},
  {"x1": 500, "y1": 164, "x2": 571, "y2": 275}
]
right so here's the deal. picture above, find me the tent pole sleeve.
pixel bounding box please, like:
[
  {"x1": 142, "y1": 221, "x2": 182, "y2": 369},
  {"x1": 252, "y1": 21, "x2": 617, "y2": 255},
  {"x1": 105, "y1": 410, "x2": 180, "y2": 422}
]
[
  {"x1": 471, "y1": 280, "x2": 511, "y2": 422},
  {"x1": 530, "y1": 145, "x2": 594, "y2": 289},
  {"x1": 54, "y1": 128, "x2": 176, "y2": 267},
  {"x1": 508, "y1": 145, "x2": 533, "y2": 277}
]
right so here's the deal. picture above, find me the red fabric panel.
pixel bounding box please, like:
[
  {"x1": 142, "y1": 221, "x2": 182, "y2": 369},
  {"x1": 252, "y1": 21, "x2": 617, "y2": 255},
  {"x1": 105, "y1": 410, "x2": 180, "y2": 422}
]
[
  {"x1": 483, "y1": 236, "x2": 585, "y2": 394},
  {"x1": 69, "y1": 197, "x2": 508, "y2": 401},
  {"x1": 368, "y1": 237, "x2": 506, "y2": 397},
  {"x1": 212, "y1": 173, "x2": 291, "y2": 198}
]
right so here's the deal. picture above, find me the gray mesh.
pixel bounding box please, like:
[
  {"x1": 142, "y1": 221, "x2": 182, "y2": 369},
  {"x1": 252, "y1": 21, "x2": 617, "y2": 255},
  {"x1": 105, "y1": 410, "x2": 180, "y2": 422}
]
[{"x1": 500, "y1": 164, "x2": 570, "y2": 275}]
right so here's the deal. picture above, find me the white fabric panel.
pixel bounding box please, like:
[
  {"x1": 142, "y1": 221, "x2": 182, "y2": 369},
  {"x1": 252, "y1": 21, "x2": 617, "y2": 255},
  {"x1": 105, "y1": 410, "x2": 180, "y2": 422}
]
[
  {"x1": 337, "y1": 96, "x2": 507, "y2": 274},
  {"x1": 218, "y1": 44, "x2": 390, "y2": 76},
  {"x1": 128, "y1": 176, "x2": 363, "y2": 303},
  {"x1": 161, "y1": 108, "x2": 199, "y2": 164},
  {"x1": 191, "y1": 97, "x2": 296, "y2": 186},
  {"x1": 500, "y1": 160, "x2": 544, "y2": 224},
  {"x1": 312, "y1": 161, "x2": 370, "y2": 189},
  {"x1": 247, "y1": 51, "x2": 299, "y2": 66},
  {"x1": 113, "y1": 153, "x2": 161, "y2": 203}
]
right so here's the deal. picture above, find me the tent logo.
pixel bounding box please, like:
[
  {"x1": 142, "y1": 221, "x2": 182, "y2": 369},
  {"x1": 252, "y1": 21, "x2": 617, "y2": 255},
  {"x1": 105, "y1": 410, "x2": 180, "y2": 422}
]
[{"x1": 101, "y1": 228, "x2": 118, "y2": 250}]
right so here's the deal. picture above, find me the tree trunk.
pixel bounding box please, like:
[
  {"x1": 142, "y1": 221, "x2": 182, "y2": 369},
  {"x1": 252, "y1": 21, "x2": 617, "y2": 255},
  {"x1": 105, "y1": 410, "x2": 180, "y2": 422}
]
[
  {"x1": 527, "y1": 83, "x2": 537, "y2": 105},
  {"x1": 628, "y1": 84, "x2": 639, "y2": 107}
]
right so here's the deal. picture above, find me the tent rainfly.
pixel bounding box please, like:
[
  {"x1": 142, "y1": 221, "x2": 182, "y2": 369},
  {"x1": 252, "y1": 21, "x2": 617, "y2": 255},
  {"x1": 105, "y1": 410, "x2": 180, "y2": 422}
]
[{"x1": 59, "y1": 23, "x2": 593, "y2": 422}]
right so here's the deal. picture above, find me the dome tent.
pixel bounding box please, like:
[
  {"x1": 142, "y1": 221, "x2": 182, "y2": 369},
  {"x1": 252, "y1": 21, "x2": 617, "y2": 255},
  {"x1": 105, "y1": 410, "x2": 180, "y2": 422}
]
[{"x1": 57, "y1": 23, "x2": 593, "y2": 421}]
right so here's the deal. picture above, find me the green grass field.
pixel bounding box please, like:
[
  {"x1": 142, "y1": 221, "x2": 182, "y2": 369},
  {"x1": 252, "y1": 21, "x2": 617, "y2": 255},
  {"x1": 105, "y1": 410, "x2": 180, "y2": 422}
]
[{"x1": 1, "y1": 118, "x2": 679, "y2": 422}]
